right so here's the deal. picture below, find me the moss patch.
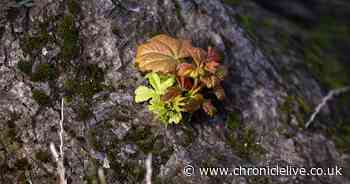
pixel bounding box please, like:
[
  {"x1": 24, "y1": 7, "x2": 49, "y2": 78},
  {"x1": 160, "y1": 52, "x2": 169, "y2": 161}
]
[
  {"x1": 303, "y1": 18, "x2": 350, "y2": 89},
  {"x1": 14, "y1": 158, "x2": 30, "y2": 170},
  {"x1": 227, "y1": 112, "x2": 240, "y2": 130},
  {"x1": 227, "y1": 127, "x2": 265, "y2": 160},
  {"x1": 31, "y1": 63, "x2": 58, "y2": 82},
  {"x1": 124, "y1": 126, "x2": 156, "y2": 154},
  {"x1": 58, "y1": 15, "x2": 79, "y2": 61},
  {"x1": 32, "y1": 90, "x2": 50, "y2": 106},
  {"x1": 280, "y1": 95, "x2": 311, "y2": 128},
  {"x1": 17, "y1": 60, "x2": 33, "y2": 75},
  {"x1": 77, "y1": 104, "x2": 93, "y2": 121},
  {"x1": 64, "y1": 64, "x2": 105, "y2": 100},
  {"x1": 22, "y1": 31, "x2": 51, "y2": 55},
  {"x1": 67, "y1": 0, "x2": 80, "y2": 15},
  {"x1": 334, "y1": 122, "x2": 350, "y2": 153},
  {"x1": 35, "y1": 150, "x2": 50, "y2": 163},
  {"x1": 223, "y1": 0, "x2": 241, "y2": 6}
]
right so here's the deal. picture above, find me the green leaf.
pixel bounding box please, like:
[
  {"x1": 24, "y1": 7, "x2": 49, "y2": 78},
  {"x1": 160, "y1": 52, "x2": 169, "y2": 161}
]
[
  {"x1": 148, "y1": 100, "x2": 165, "y2": 114},
  {"x1": 146, "y1": 72, "x2": 175, "y2": 95},
  {"x1": 168, "y1": 112, "x2": 182, "y2": 124},
  {"x1": 159, "y1": 76, "x2": 175, "y2": 93},
  {"x1": 146, "y1": 73, "x2": 161, "y2": 93},
  {"x1": 135, "y1": 86, "x2": 156, "y2": 103}
]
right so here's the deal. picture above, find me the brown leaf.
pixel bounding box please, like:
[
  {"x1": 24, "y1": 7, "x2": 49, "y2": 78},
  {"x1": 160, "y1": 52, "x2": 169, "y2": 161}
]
[
  {"x1": 207, "y1": 47, "x2": 220, "y2": 63},
  {"x1": 184, "y1": 94, "x2": 204, "y2": 112},
  {"x1": 200, "y1": 75, "x2": 220, "y2": 88},
  {"x1": 161, "y1": 87, "x2": 182, "y2": 102},
  {"x1": 204, "y1": 61, "x2": 220, "y2": 73},
  {"x1": 135, "y1": 34, "x2": 192, "y2": 73},
  {"x1": 188, "y1": 47, "x2": 207, "y2": 67},
  {"x1": 177, "y1": 63, "x2": 196, "y2": 77},
  {"x1": 177, "y1": 77, "x2": 193, "y2": 91}
]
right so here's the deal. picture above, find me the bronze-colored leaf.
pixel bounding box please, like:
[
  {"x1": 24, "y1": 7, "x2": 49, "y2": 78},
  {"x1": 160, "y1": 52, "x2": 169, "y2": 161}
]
[
  {"x1": 207, "y1": 47, "x2": 220, "y2": 63},
  {"x1": 184, "y1": 94, "x2": 204, "y2": 112},
  {"x1": 188, "y1": 47, "x2": 207, "y2": 67},
  {"x1": 177, "y1": 77, "x2": 193, "y2": 91},
  {"x1": 177, "y1": 63, "x2": 196, "y2": 77},
  {"x1": 135, "y1": 34, "x2": 192, "y2": 74},
  {"x1": 200, "y1": 75, "x2": 220, "y2": 88},
  {"x1": 204, "y1": 61, "x2": 220, "y2": 73},
  {"x1": 161, "y1": 87, "x2": 182, "y2": 102}
]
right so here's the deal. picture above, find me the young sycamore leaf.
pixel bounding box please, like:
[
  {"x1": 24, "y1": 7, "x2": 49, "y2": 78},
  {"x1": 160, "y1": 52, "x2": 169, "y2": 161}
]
[
  {"x1": 145, "y1": 72, "x2": 162, "y2": 93},
  {"x1": 145, "y1": 72, "x2": 176, "y2": 95},
  {"x1": 134, "y1": 86, "x2": 156, "y2": 103},
  {"x1": 135, "y1": 35, "x2": 192, "y2": 74},
  {"x1": 134, "y1": 34, "x2": 227, "y2": 125},
  {"x1": 135, "y1": 72, "x2": 175, "y2": 104}
]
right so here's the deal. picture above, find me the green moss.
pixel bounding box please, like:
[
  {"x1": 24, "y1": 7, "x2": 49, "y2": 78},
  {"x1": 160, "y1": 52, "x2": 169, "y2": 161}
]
[
  {"x1": 124, "y1": 126, "x2": 155, "y2": 154},
  {"x1": 227, "y1": 128, "x2": 265, "y2": 159},
  {"x1": 22, "y1": 31, "x2": 50, "y2": 55},
  {"x1": 79, "y1": 80, "x2": 103, "y2": 99},
  {"x1": 67, "y1": 0, "x2": 80, "y2": 15},
  {"x1": 31, "y1": 63, "x2": 58, "y2": 82},
  {"x1": 260, "y1": 19, "x2": 273, "y2": 29},
  {"x1": 58, "y1": 15, "x2": 79, "y2": 61},
  {"x1": 110, "y1": 161, "x2": 146, "y2": 183},
  {"x1": 280, "y1": 96, "x2": 294, "y2": 115},
  {"x1": 122, "y1": 162, "x2": 146, "y2": 182},
  {"x1": 111, "y1": 26, "x2": 120, "y2": 36},
  {"x1": 303, "y1": 17, "x2": 350, "y2": 89},
  {"x1": 334, "y1": 122, "x2": 350, "y2": 153},
  {"x1": 173, "y1": 0, "x2": 182, "y2": 20},
  {"x1": 35, "y1": 150, "x2": 50, "y2": 163},
  {"x1": 297, "y1": 97, "x2": 311, "y2": 113},
  {"x1": 304, "y1": 48, "x2": 349, "y2": 89},
  {"x1": 223, "y1": 0, "x2": 241, "y2": 6},
  {"x1": 14, "y1": 158, "x2": 30, "y2": 170},
  {"x1": 32, "y1": 90, "x2": 50, "y2": 106},
  {"x1": 17, "y1": 60, "x2": 33, "y2": 75},
  {"x1": 63, "y1": 78, "x2": 78, "y2": 94},
  {"x1": 227, "y1": 112, "x2": 240, "y2": 130},
  {"x1": 88, "y1": 129, "x2": 104, "y2": 152},
  {"x1": 280, "y1": 96, "x2": 308, "y2": 127},
  {"x1": 181, "y1": 128, "x2": 195, "y2": 147},
  {"x1": 63, "y1": 64, "x2": 105, "y2": 100},
  {"x1": 77, "y1": 104, "x2": 92, "y2": 121},
  {"x1": 237, "y1": 15, "x2": 253, "y2": 31}
]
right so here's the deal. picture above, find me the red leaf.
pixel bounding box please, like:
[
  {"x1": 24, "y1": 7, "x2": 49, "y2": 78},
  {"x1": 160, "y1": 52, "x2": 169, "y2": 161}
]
[
  {"x1": 207, "y1": 47, "x2": 220, "y2": 63},
  {"x1": 200, "y1": 75, "x2": 220, "y2": 88},
  {"x1": 177, "y1": 77, "x2": 193, "y2": 91},
  {"x1": 177, "y1": 63, "x2": 195, "y2": 77},
  {"x1": 184, "y1": 94, "x2": 204, "y2": 112},
  {"x1": 202, "y1": 99, "x2": 217, "y2": 117},
  {"x1": 188, "y1": 47, "x2": 207, "y2": 67},
  {"x1": 161, "y1": 87, "x2": 182, "y2": 102},
  {"x1": 205, "y1": 61, "x2": 220, "y2": 73}
]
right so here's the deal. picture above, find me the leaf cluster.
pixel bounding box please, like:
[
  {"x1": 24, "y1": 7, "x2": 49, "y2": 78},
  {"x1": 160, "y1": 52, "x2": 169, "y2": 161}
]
[{"x1": 134, "y1": 35, "x2": 226, "y2": 125}]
